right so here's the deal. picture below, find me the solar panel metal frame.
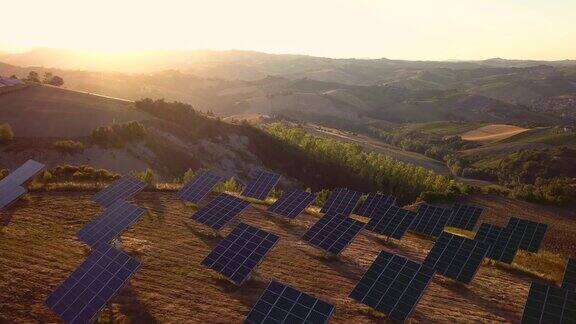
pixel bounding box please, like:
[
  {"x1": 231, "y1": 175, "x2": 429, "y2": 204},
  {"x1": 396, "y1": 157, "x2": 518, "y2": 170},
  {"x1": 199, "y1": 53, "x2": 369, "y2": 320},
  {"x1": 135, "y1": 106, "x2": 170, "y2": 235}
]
[
  {"x1": 349, "y1": 251, "x2": 435, "y2": 322},
  {"x1": 244, "y1": 281, "x2": 335, "y2": 324},
  {"x1": 267, "y1": 188, "x2": 316, "y2": 219},
  {"x1": 365, "y1": 204, "x2": 416, "y2": 240},
  {"x1": 423, "y1": 231, "x2": 489, "y2": 284},
  {"x1": 241, "y1": 170, "x2": 281, "y2": 200},
  {"x1": 0, "y1": 184, "x2": 27, "y2": 210},
  {"x1": 410, "y1": 204, "x2": 454, "y2": 237},
  {"x1": 92, "y1": 176, "x2": 146, "y2": 207},
  {"x1": 302, "y1": 212, "x2": 365, "y2": 255},
  {"x1": 0, "y1": 159, "x2": 45, "y2": 187},
  {"x1": 77, "y1": 200, "x2": 145, "y2": 248},
  {"x1": 191, "y1": 193, "x2": 251, "y2": 231},
  {"x1": 520, "y1": 282, "x2": 575, "y2": 324},
  {"x1": 46, "y1": 245, "x2": 141, "y2": 324},
  {"x1": 506, "y1": 217, "x2": 548, "y2": 253},
  {"x1": 562, "y1": 258, "x2": 576, "y2": 292},
  {"x1": 355, "y1": 193, "x2": 397, "y2": 218},
  {"x1": 177, "y1": 171, "x2": 223, "y2": 204},
  {"x1": 447, "y1": 204, "x2": 483, "y2": 231},
  {"x1": 474, "y1": 223, "x2": 521, "y2": 264},
  {"x1": 201, "y1": 222, "x2": 279, "y2": 285},
  {"x1": 320, "y1": 188, "x2": 362, "y2": 216}
]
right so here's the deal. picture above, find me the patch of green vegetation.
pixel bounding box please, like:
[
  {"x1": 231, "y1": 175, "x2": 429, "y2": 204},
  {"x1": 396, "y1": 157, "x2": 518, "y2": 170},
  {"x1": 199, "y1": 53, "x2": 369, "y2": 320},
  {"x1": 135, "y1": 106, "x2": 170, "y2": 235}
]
[
  {"x1": 496, "y1": 127, "x2": 576, "y2": 147},
  {"x1": 408, "y1": 121, "x2": 484, "y2": 136},
  {"x1": 91, "y1": 121, "x2": 146, "y2": 148},
  {"x1": 52, "y1": 139, "x2": 85, "y2": 154}
]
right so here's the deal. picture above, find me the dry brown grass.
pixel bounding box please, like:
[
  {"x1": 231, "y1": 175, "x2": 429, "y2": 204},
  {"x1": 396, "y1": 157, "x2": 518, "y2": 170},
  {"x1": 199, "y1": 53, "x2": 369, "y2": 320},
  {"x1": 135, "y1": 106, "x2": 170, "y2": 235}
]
[
  {"x1": 460, "y1": 124, "x2": 529, "y2": 143},
  {"x1": 0, "y1": 192, "x2": 573, "y2": 323}
]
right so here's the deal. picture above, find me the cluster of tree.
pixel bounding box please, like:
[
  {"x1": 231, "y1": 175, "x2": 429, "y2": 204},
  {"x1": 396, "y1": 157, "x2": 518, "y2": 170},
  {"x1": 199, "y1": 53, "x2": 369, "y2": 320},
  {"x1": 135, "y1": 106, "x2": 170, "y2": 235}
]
[
  {"x1": 91, "y1": 121, "x2": 146, "y2": 148},
  {"x1": 0, "y1": 124, "x2": 14, "y2": 143},
  {"x1": 52, "y1": 140, "x2": 85, "y2": 154},
  {"x1": 266, "y1": 124, "x2": 462, "y2": 204},
  {"x1": 37, "y1": 165, "x2": 120, "y2": 183},
  {"x1": 25, "y1": 71, "x2": 64, "y2": 86},
  {"x1": 130, "y1": 168, "x2": 154, "y2": 185}
]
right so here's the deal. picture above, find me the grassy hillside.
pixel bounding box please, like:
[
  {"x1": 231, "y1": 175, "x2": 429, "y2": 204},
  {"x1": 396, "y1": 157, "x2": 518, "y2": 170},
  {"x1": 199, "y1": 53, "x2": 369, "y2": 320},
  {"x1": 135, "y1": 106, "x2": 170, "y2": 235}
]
[{"x1": 406, "y1": 121, "x2": 485, "y2": 136}]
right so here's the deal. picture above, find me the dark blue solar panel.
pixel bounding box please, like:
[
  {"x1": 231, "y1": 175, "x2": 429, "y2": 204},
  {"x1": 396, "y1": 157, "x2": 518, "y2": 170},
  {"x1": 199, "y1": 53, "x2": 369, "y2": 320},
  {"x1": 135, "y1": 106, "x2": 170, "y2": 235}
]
[
  {"x1": 506, "y1": 217, "x2": 547, "y2": 253},
  {"x1": 242, "y1": 170, "x2": 281, "y2": 200},
  {"x1": 365, "y1": 205, "x2": 416, "y2": 240},
  {"x1": 191, "y1": 193, "x2": 250, "y2": 231},
  {"x1": 0, "y1": 184, "x2": 26, "y2": 210},
  {"x1": 77, "y1": 200, "x2": 145, "y2": 248},
  {"x1": 356, "y1": 193, "x2": 396, "y2": 218},
  {"x1": 302, "y1": 212, "x2": 365, "y2": 255},
  {"x1": 92, "y1": 176, "x2": 146, "y2": 207},
  {"x1": 562, "y1": 259, "x2": 576, "y2": 292},
  {"x1": 447, "y1": 204, "x2": 483, "y2": 231},
  {"x1": 46, "y1": 245, "x2": 141, "y2": 324},
  {"x1": 349, "y1": 251, "x2": 435, "y2": 322},
  {"x1": 177, "y1": 171, "x2": 223, "y2": 204},
  {"x1": 320, "y1": 188, "x2": 362, "y2": 216},
  {"x1": 202, "y1": 223, "x2": 279, "y2": 285},
  {"x1": 521, "y1": 282, "x2": 575, "y2": 324},
  {"x1": 267, "y1": 189, "x2": 316, "y2": 219},
  {"x1": 410, "y1": 204, "x2": 453, "y2": 237},
  {"x1": 474, "y1": 223, "x2": 520, "y2": 264},
  {"x1": 0, "y1": 159, "x2": 45, "y2": 187},
  {"x1": 423, "y1": 231, "x2": 489, "y2": 284},
  {"x1": 245, "y1": 281, "x2": 335, "y2": 324}
]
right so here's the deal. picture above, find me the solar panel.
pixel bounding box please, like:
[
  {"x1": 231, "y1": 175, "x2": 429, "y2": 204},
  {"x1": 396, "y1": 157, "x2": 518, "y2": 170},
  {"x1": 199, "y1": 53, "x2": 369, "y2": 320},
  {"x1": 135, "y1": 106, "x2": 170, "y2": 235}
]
[
  {"x1": 245, "y1": 281, "x2": 335, "y2": 324},
  {"x1": 474, "y1": 223, "x2": 521, "y2": 264},
  {"x1": 202, "y1": 223, "x2": 279, "y2": 285},
  {"x1": 92, "y1": 176, "x2": 146, "y2": 207},
  {"x1": 267, "y1": 189, "x2": 316, "y2": 219},
  {"x1": 241, "y1": 170, "x2": 281, "y2": 200},
  {"x1": 447, "y1": 204, "x2": 483, "y2": 231},
  {"x1": 349, "y1": 251, "x2": 435, "y2": 322},
  {"x1": 77, "y1": 200, "x2": 145, "y2": 248},
  {"x1": 177, "y1": 171, "x2": 223, "y2": 204},
  {"x1": 521, "y1": 282, "x2": 575, "y2": 324},
  {"x1": 365, "y1": 205, "x2": 416, "y2": 240},
  {"x1": 46, "y1": 245, "x2": 141, "y2": 324},
  {"x1": 410, "y1": 204, "x2": 453, "y2": 237},
  {"x1": 562, "y1": 259, "x2": 576, "y2": 292},
  {"x1": 423, "y1": 231, "x2": 489, "y2": 284},
  {"x1": 302, "y1": 212, "x2": 365, "y2": 255},
  {"x1": 0, "y1": 159, "x2": 45, "y2": 187},
  {"x1": 320, "y1": 188, "x2": 362, "y2": 216},
  {"x1": 506, "y1": 217, "x2": 548, "y2": 253},
  {"x1": 0, "y1": 184, "x2": 26, "y2": 210},
  {"x1": 191, "y1": 193, "x2": 250, "y2": 231},
  {"x1": 355, "y1": 193, "x2": 396, "y2": 218}
]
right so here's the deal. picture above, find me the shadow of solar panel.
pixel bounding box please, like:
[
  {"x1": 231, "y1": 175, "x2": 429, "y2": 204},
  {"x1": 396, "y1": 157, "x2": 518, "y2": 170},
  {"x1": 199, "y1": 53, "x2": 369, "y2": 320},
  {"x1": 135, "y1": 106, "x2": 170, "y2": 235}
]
[
  {"x1": 562, "y1": 259, "x2": 576, "y2": 292},
  {"x1": 245, "y1": 280, "x2": 335, "y2": 324},
  {"x1": 506, "y1": 217, "x2": 547, "y2": 253},
  {"x1": 365, "y1": 205, "x2": 416, "y2": 240},
  {"x1": 302, "y1": 212, "x2": 365, "y2": 255},
  {"x1": 202, "y1": 223, "x2": 279, "y2": 285},
  {"x1": 320, "y1": 188, "x2": 362, "y2": 216},
  {"x1": 192, "y1": 193, "x2": 250, "y2": 231},
  {"x1": 0, "y1": 159, "x2": 45, "y2": 187},
  {"x1": 349, "y1": 251, "x2": 435, "y2": 322},
  {"x1": 410, "y1": 204, "x2": 453, "y2": 237},
  {"x1": 46, "y1": 245, "x2": 141, "y2": 324},
  {"x1": 77, "y1": 200, "x2": 145, "y2": 248},
  {"x1": 447, "y1": 204, "x2": 483, "y2": 231},
  {"x1": 474, "y1": 223, "x2": 520, "y2": 264},
  {"x1": 92, "y1": 176, "x2": 146, "y2": 207},
  {"x1": 0, "y1": 185, "x2": 26, "y2": 210},
  {"x1": 423, "y1": 231, "x2": 489, "y2": 284},
  {"x1": 356, "y1": 193, "x2": 397, "y2": 218},
  {"x1": 267, "y1": 189, "x2": 316, "y2": 219},
  {"x1": 242, "y1": 170, "x2": 281, "y2": 200},
  {"x1": 521, "y1": 282, "x2": 575, "y2": 324},
  {"x1": 177, "y1": 171, "x2": 223, "y2": 204}
]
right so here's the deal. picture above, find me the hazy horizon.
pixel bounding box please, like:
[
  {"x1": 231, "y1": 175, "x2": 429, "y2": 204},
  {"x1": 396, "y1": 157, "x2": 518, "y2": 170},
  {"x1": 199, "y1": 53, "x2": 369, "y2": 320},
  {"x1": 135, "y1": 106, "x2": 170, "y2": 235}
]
[{"x1": 2, "y1": 0, "x2": 576, "y2": 61}]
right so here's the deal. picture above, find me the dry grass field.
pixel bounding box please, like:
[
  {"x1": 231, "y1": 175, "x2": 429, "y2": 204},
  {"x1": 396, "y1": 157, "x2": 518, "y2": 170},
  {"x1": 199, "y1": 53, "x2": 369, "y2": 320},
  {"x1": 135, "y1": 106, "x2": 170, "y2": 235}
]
[
  {"x1": 1, "y1": 192, "x2": 574, "y2": 323},
  {"x1": 460, "y1": 125, "x2": 529, "y2": 144}
]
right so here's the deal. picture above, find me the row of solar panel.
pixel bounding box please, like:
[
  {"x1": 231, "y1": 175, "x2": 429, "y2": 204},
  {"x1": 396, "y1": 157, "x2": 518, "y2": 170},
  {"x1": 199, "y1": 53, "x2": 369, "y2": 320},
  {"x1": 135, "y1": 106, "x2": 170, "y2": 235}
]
[
  {"x1": 0, "y1": 77, "x2": 24, "y2": 86},
  {"x1": 0, "y1": 160, "x2": 45, "y2": 210}
]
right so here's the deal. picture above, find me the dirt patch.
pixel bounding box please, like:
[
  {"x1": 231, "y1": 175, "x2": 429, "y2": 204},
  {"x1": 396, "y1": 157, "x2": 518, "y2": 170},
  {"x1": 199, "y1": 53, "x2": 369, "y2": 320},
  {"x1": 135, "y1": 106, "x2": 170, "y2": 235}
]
[{"x1": 461, "y1": 125, "x2": 529, "y2": 144}]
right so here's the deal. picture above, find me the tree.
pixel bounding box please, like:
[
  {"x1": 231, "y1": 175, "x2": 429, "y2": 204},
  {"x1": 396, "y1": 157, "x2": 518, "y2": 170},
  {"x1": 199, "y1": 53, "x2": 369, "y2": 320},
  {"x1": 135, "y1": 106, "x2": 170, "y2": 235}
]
[
  {"x1": 50, "y1": 76, "x2": 64, "y2": 87},
  {"x1": 43, "y1": 72, "x2": 53, "y2": 84},
  {"x1": 27, "y1": 71, "x2": 40, "y2": 83},
  {"x1": 0, "y1": 124, "x2": 14, "y2": 142},
  {"x1": 10, "y1": 75, "x2": 18, "y2": 79}
]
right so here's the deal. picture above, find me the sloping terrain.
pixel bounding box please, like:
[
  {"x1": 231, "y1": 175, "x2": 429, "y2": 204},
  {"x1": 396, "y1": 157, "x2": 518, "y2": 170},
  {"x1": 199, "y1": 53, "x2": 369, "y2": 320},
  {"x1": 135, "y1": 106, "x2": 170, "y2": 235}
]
[
  {"x1": 0, "y1": 192, "x2": 573, "y2": 323},
  {"x1": 460, "y1": 125, "x2": 529, "y2": 144}
]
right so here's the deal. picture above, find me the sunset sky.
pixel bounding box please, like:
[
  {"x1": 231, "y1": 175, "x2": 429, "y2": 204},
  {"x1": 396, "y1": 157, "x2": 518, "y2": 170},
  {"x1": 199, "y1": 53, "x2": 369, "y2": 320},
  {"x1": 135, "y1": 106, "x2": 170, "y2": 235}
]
[{"x1": 2, "y1": 0, "x2": 575, "y2": 60}]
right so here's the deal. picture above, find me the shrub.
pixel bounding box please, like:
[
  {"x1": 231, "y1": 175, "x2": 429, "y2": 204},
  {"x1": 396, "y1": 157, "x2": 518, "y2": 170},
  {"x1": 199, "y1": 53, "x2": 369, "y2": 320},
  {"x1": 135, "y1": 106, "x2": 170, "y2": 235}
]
[
  {"x1": 41, "y1": 165, "x2": 120, "y2": 183},
  {"x1": 131, "y1": 169, "x2": 154, "y2": 185},
  {"x1": 53, "y1": 140, "x2": 85, "y2": 154},
  {"x1": 0, "y1": 124, "x2": 14, "y2": 142},
  {"x1": 215, "y1": 177, "x2": 243, "y2": 193},
  {"x1": 91, "y1": 121, "x2": 146, "y2": 148},
  {"x1": 315, "y1": 189, "x2": 331, "y2": 207},
  {"x1": 0, "y1": 169, "x2": 8, "y2": 180}
]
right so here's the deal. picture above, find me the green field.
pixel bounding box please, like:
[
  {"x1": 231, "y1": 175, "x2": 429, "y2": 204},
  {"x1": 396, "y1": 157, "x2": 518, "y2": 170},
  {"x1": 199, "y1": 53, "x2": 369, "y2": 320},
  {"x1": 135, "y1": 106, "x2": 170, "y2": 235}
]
[{"x1": 406, "y1": 121, "x2": 484, "y2": 136}]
